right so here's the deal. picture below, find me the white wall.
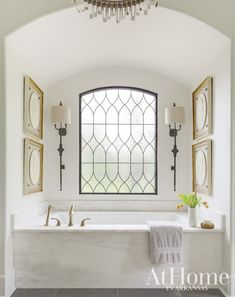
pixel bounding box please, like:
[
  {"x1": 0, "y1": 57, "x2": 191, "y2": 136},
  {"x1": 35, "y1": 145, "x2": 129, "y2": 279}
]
[
  {"x1": 5, "y1": 39, "x2": 46, "y2": 296},
  {"x1": 191, "y1": 43, "x2": 231, "y2": 294},
  {"x1": 45, "y1": 67, "x2": 191, "y2": 207}
]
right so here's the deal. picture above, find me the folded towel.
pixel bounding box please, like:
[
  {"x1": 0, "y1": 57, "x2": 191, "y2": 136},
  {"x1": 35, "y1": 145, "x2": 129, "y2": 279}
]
[{"x1": 148, "y1": 221, "x2": 183, "y2": 265}]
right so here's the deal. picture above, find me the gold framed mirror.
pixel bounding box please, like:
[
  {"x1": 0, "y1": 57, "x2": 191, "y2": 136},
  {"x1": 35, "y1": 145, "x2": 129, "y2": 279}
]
[
  {"x1": 24, "y1": 76, "x2": 44, "y2": 139},
  {"x1": 24, "y1": 138, "x2": 43, "y2": 194},
  {"x1": 193, "y1": 77, "x2": 213, "y2": 140},
  {"x1": 192, "y1": 139, "x2": 212, "y2": 195}
]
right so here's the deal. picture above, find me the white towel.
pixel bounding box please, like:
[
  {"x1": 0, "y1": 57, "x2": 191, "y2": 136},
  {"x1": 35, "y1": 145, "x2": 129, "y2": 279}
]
[{"x1": 148, "y1": 221, "x2": 183, "y2": 264}]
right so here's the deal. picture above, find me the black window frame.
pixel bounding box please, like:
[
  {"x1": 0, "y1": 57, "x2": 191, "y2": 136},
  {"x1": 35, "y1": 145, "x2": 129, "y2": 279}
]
[{"x1": 79, "y1": 86, "x2": 158, "y2": 195}]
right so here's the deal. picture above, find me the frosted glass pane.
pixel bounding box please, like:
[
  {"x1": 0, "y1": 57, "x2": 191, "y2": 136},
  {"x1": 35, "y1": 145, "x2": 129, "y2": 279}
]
[
  {"x1": 94, "y1": 163, "x2": 105, "y2": 181},
  {"x1": 131, "y1": 90, "x2": 143, "y2": 104},
  {"x1": 94, "y1": 183, "x2": 106, "y2": 193},
  {"x1": 94, "y1": 145, "x2": 105, "y2": 163},
  {"x1": 119, "y1": 183, "x2": 131, "y2": 193},
  {"x1": 82, "y1": 93, "x2": 93, "y2": 104},
  {"x1": 144, "y1": 163, "x2": 155, "y2": 182},
  {"x1": 144, "y1": 183, "x2": 155, "y2": 193},
  {"x1": 132, "y1": 163, "x2": 143, "y2": 181},
  {"x1": 119, "y1": 106, "x2": 130, "y2": 124},
  {"x1": 106, "y1": 163, "x2": 118, "y2": 181},
  {"x1": 144, "y1": 106, "x2": 156, "y2": 124},
  {"x1": 94, "y1": 106, "x2": 105, "y2": 124},
  {"x1": 82, "y1": 145, "x2": 93, "y2": 163},
  {"x1": 144, "y1": 93, "x2": 155, "y2": 104},
  {"x1": 119, "y1": 145, "x2": 130, "y2": 163},
  {"x1": 119, "y1": 164, "x2": 130, "y2": 181},
  {"x1": 132, "y1": 106, "x2": 143, "y2": 124},
  {"x1": 106, "y1": 124, "x2": 118, "y2": 143},
  {"x1": 82, "y1": 106, "x2": 93, "y2": 123},
  {"x1": 106, "y1": 106, "x2": 118, "y2": 124},
  {"x1": 82, "y1": 124, "x2": 93, "y2": 143},
  {"x1": 144, "y1": 145, "x2": 155, "y2": 163},
  {"x1": 94, "y1": 124, "x2": 105, "y2": 143},
  {"x1": 119, "y1": 89, "x2": 131, "y2": 103},
  {"x1": 80, "y1": 87, "x2": 157, "y2": 194},
  {"x1": 119, "y1": 125, "x2": 130, "y2": 143},
  {"x1": 131, "y1": 145, "x2": 143, "y2": 163},
  {"x1": 144, "y1": 125, "x2": 155, "y2": 143},
  {"x1": 131, "y1": 184, "x2": 142, "y2": 193},
  {"x1": 106, "y1": 183, "x2": 118, "y2": 193},
  {"x1": 132, "y1": 125, "x2": 143, "y2": 143},
  {"x1": 107, "y1": 145, "x2": 118, "y2": 163},
  {"x1": 82, "y1": 164, "x2": 93, "y2": 181},
  {"x1": 94, "y1": 90, "x2": 106, "y2": 103},
  {"x1": 82, "y1": 183, "x2": 93, "y2": 193},
  {"x1": 106, "y1": 89, "x2": 118, "y2": 103}
]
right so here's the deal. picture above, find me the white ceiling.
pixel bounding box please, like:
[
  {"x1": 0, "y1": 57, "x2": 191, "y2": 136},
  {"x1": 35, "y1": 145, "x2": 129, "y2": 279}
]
[{"x1": 6, "y1": 6, "x2": 229, "y2": 88}]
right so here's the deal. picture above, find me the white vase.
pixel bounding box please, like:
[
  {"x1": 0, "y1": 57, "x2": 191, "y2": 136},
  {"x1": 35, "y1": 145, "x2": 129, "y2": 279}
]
[{"x1": 188, "y1": 207, "x2": 197, "y2": 227}]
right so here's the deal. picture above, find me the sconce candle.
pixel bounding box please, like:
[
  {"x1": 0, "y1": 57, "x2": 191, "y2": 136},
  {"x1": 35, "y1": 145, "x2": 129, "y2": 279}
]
[
  {"x1": 51, "y1": 102, "x2": 71, "y2": 191},
  {"x1": 165, "y1": 103, "x2": 185, "y2": 191}
]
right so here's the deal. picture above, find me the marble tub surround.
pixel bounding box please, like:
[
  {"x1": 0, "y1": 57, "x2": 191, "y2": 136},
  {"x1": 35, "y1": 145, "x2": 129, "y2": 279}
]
[
  {"x1": 10, "y1": 288, "x2": 225, "y2": 297},
  {"x1": 13, "y1": 210, "x2": 224, "y2": 289},
  {"x1": 45, "y1": 200, "x2": 225, "y2": 227},
  {"x1": 12, "y1": 209, "x2": 225, "y2": 232}
]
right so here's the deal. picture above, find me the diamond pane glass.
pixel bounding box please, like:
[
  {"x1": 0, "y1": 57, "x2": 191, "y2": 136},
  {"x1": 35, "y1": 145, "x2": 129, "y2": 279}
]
[{"x1": 80, "y1": 87, "x2": 158, "y2": 194}]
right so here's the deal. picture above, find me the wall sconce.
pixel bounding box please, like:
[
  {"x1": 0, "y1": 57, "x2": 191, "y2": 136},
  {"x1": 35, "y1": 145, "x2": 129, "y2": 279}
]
[
  {"x1": 51, "y1": 102, "x2": 71, "y2": 191},
  {"x1": 165, "y1": 103, "x2": 185, "y2": 192}
]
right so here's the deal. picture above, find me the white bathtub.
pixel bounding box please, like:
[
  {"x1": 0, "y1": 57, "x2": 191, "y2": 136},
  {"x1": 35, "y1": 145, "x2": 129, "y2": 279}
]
[
  {"x1": 16, "y1": 211, "x2": 188, "y2": 231},
  {"x1": 13, "y1": 211, "x2": 224, "y2": 289},
  {"x1": 58, "y1": 210, "x2": 186, "y2": 225}
]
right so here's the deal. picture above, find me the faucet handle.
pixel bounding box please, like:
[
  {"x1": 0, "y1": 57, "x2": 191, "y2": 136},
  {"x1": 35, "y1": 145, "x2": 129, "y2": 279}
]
[
  {"x1": 44, "y1": 204, "x2": 54, "y2": 226},
  {"x1": 80, "y1": 218, "x2": 91, "y2": 227}
]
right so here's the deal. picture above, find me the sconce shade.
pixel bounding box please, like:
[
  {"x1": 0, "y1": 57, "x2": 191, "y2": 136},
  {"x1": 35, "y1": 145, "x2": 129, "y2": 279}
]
[
  {"x1": 165, "y1": 105, "x2": 185, "y2": 125},
  {"x1": 51, "y1": 103, "x2": 71, "y2": 124}
]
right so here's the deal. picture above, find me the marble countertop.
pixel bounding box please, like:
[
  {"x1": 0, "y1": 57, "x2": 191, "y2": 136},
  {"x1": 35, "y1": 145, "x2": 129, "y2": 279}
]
[{"x1": 13, "y1": 223, "x2": 224, "y2": 233}]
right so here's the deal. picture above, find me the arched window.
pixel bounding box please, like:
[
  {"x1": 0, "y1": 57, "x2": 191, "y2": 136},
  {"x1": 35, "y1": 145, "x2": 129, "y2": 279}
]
[{"x1": 79, "y1": 87, "x2": 158, "y2": 194}]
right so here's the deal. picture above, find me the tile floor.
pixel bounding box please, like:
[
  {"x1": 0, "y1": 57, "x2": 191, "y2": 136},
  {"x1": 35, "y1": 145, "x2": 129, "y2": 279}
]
[{"x1": 10, "y1": 289, "x2": 225, "y2": 297}]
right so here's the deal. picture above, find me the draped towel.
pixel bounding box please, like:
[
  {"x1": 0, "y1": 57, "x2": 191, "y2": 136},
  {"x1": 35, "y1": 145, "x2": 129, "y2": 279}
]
[{"x1": 148, "y1": 221, "x2": 183, "y2": 264}]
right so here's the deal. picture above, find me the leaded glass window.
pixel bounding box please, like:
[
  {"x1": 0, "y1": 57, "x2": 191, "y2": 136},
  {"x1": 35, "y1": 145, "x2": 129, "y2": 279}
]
[{"x1": 79, "y1": 87, "x2": 158, "y2": 194}]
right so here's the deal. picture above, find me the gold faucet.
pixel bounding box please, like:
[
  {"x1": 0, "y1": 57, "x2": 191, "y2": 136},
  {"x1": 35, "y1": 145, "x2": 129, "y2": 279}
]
[
  {"x1": 80, "y1": 218, "x2": 91, "y2": 227},
  {"x1": 51, "y1": 218, "x2": 61, "y2": 226},
  {"x1": 68, "y1": 203, "x2": 75, "y2": 226},
  {"x1": 44, "y1": 205, "x2": 53, "y2": 226}
]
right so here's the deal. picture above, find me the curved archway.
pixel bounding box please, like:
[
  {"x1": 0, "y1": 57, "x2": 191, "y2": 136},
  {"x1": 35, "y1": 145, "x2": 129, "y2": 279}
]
[
  {"x1": 5, "y1": 6, "x2": 230, "y2": 88},
  {"x1": 1, "y1": 2, "x2": 234, "y2": 297}
]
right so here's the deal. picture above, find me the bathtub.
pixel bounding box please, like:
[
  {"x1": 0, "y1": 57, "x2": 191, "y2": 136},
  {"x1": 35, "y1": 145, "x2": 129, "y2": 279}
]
[{"x1": 13, "y1": 211, "x2": 224, "y2": 289}]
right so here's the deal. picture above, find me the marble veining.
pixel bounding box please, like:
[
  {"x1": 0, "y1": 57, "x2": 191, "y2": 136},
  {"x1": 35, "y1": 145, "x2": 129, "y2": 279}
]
[
  {"x1": 13, "y1": 209, "x2": 224, "y2": 289},
  {"x1": 11, "y1": 288, "x2": 225, "y2": 297}
]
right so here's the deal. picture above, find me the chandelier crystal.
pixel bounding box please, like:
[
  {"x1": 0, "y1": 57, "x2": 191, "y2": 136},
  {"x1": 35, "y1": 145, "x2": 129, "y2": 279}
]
[{"x1": 74, "y1": 0, "x2": 158, "y2": 23}]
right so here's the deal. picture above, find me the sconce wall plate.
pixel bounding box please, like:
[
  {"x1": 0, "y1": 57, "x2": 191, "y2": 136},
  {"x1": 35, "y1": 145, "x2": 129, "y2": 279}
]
[
  {"x1": 165, "y1": 103, "x2": 185, "y2": 192},
  {"x1": 51, "y1": 102, "x2": 71, "y2": 191}
]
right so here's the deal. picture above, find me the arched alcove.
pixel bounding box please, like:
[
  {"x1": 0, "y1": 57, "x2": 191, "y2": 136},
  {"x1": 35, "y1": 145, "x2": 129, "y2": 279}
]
[{"x1": 1, "y1": 2, "x2": 234, "y2": 297}]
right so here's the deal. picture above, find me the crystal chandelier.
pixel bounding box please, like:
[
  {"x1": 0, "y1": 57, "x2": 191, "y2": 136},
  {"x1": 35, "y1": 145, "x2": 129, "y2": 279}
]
[{"x1": 74, "y1": 0, "x2": 158, "y2": 23}]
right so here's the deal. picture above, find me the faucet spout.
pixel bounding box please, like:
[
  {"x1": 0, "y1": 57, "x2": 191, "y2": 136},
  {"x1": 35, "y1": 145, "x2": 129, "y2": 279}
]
[{"x1": 68, "y1": 203, "x2": 75, "y2": 226}]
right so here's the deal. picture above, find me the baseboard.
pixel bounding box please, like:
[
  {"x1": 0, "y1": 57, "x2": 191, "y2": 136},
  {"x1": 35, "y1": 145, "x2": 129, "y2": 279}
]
[{"x1": 0, "y1": 275, "x2": 4, "y2": 297}]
